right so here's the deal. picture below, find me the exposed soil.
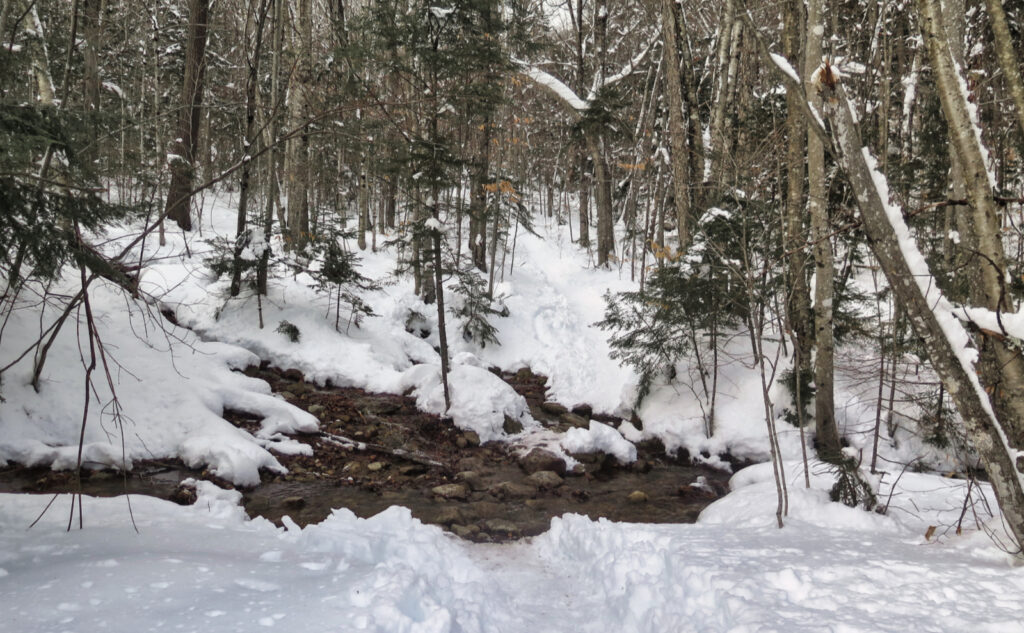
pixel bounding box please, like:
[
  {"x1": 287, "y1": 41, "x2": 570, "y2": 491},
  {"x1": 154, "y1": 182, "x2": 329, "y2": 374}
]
[{"x1": 0, "y1": 365, "x2": 739, "y2": 543}]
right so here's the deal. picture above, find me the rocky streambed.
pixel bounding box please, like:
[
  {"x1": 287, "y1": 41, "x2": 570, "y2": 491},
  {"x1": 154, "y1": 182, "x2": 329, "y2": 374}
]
[{"x1": 0, "y1": 366, "x2": 738, "y2": 542}]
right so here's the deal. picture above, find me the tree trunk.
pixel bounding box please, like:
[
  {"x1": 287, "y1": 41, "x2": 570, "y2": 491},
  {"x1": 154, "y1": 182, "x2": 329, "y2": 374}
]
[
  {"x1": 708, "y1": 0, "x2": 736, "y2": 194},
  {"x1": 285, "y1": 0, "x2": 312, "y2": 250},
  {"x1": 805, "y1": 0, "x2": 840, "y2": 459},
  {"x1": 782, "y1": 0, "x2": 815, "y2": 429},
  {"x1": 918, "y1": 0, "x2": 1024, "y2": 449},
  {"x1": 258, "y1": 0, "x2": 285, "y2": 296},
  {"x1": 163, "y1": 0, "x2": 210, "y2": 232},
  {"x1": 983, "y1": 0, "x2": 1024, "y2": 157},
  {"x1": 821, "y1": 72, "x2": 1024, "y2": 555},
  {"x1": 232, "y1": 0, "x2": 270, "y2": 297},
  {"x1": 660, "y1": 0, "x2": 693, "y2": 253}
]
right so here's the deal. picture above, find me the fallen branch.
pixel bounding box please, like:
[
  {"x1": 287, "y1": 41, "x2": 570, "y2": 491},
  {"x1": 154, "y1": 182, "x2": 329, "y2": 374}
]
[{"x1": 317, "y1": 431, "x2": 448, "y2": 470}]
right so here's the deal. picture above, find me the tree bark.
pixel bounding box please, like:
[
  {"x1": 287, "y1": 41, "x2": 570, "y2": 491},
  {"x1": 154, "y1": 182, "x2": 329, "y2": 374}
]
[
  {"x1": 285, "y1": 0, "x2": 312, "y2": 250},
  {"x1": 660, "y1": 0, "x2": 693, "y2": 253},
  {"x1": 983, "y1": 0, "x2": 1024, "y2": 157},
  {"x1": 163, "y1": 0, "x2": 210, "y2": 232},
  {"x1": 805, "y1": 0, "x2": 840, "y2": 459},
  {"x1": 919, "y1": 0, "x2": 1024, "y2": 447},
  {"x1": 782, "y1": 0, "x2": 815, "y2": 433},
  {"x1": 821, "y1": 73, "x2": 1024, "y2": 554}
]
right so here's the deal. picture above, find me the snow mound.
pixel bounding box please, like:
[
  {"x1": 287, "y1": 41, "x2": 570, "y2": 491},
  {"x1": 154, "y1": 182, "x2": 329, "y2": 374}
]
[
  {"x1": 400, "y1": 362, "x2": 535, "y2": 442},
  {"x1": 0, "y1": 280, "x2": 317, "y2": 486},
  {"x1": 560, "y1": 420, "x2": 636, "y2": 464}
]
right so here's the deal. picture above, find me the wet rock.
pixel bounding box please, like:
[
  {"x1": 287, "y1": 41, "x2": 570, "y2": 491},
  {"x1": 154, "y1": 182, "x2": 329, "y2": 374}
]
[
  {"x1": 342, "y1": 462, "x2": 361, "y2": 473},
  {"x1": 540, "y1": 401, "x2": 568, "y2": 415},
  {"x1": 282, "y1": 368, "x2": 304, "y2": 382},
  {"x1": 488, "y1": 481, "x2": 537, "y2": 500},
  {"x1": 432, "y1": 506, "x2": 466, "y2": 526},
  {"x1": 519, "y1": 449, "x2": 567, "y2": 476},
  {"x1": 455, "y1": 471, "x2": 487, "y2": 491},
  {"x1": 560, "y1": 412, "x2": 589, "y2": 428},
  {"x1": 283, "y1": 496, "x2": 306, "y2": 509},
  {"x1": 525, "y1": 470, "x2": 563, "y2": 490},
  {"x1": 569, "y1": 451, "x2": 608, "y2": 469},
  {"x1": 451, "y1": 524, "x2": 480, "y2": 539},
  {"x1": 169, "y1": 484, "x2": 197, "y2": 506},
  {"x1": 432, "y1": 483, "x2": 470, "y2": 500},
  {"x1": 367, "y1": 462, "x2": 386, "y2": 472},
  {"x1": 568, "y1": 463, "x2": 587, "y2": 477},
  {"x1": 627, "y1": 490, "x2": 649, "y2": 503},
  {"x1": 399, "y1": 464, "x2": 427, "y2": 477},
  {"x1": 502, "y1": 416, "x2": 524, "y2": 435},
  {"x1": 456, "y1": 456, "x2": 486, "y2": 472},
  {"x1": 307, "y1": 404, "x2": 325, "y2": 416},
  {"x1": 456, "y1": 437, "x2": 468, "y2": 449},
  {"x1": 571, "y1": 403, "x2": 593, "y2": 418},
  {"x1": 290, "y1": 382, "x2": 313, "y2": 396},
  {"x1": 364, "y1": 399, "x2": 401, "y2": 416},
  {"x1": 483, "y1": 519, "x2": 520, "y2": 537},
  {"x1": 278, "y1": 391, "x2": 297, "y2": 400},
  {"x1": 462, "y1": 431, "x2": 481, "y2": 447},
  {"x1": 631, "y1": 459, "x2": 653, "y2": 474}
]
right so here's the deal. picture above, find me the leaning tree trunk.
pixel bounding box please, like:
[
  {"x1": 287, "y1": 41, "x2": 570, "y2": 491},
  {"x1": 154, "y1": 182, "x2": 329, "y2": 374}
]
[
  {"x1": 918, "y1": 0, "x2": 1024, "y2": 449},
  {"x1": 163, "y1": 0, "x2": 210, "y2": 232},
  {"x1": 820, "y1": 68, "x2": 1024, "y2": 554}
]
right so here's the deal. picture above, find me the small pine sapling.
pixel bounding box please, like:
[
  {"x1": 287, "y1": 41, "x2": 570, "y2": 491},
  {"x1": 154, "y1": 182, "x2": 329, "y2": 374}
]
[
  {"x1": 275, "y1": 320, "x2": 301, "y2": 342},
  {"x1": 308, "y1": 230, "x2": 380, "y2": 333},
  {"x1": 450, "y1": 261, "x2": 508, "y2": 348}
]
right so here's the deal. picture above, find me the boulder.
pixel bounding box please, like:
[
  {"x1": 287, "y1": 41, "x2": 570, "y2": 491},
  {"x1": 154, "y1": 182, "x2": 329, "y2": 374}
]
[
  {"x1": 540, "y1": 401, "x2": 569, "y2": 415},
  {"x1": 518, "y1": 448, "x2": 567, "y2": 476},
  {"x1": 431, "y1": 483, "x2": 470, "y2": 500},
  {"x1": 502, "y1": 415, "x2": 524, "y2": 435},
  {"x1": 455, "y1": 471, "x2": 488, "y2": 491},
  {"x1": 483, "y1": 519, "x2": 520, "y2": 537},
  {"x1": 488, "y1": 481, "x2": 537, "y2": 500},
  {"x1": 571, "y1": 403, "x2": 593, "y2": 418},
  {"x1": 560, "y1": 412, "x2": 589, "y2": 428},
  {"x1": 627, "y1": 490, "x2": 649, "y2": 504},
  {"x1": 525, "y1": 470, "x2": 564, "y2": 490}
]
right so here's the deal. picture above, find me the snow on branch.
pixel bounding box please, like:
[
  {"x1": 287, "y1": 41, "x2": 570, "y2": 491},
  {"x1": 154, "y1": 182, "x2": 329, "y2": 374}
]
[
  {"x1": 585, "y1": 40, "x2": 655, "y2": 103},
  {"x1": 518, "y1": 64, "x2": 588, "y2": 113}
]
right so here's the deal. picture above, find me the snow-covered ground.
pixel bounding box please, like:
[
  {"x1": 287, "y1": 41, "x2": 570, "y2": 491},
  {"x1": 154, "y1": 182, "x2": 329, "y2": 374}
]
[
  {"x1": 2, "y1": 465, "x2": 1021, "y2": 633},
  {"x1": 2, "y1": 193, "x2": 1021, "y2": 632}
]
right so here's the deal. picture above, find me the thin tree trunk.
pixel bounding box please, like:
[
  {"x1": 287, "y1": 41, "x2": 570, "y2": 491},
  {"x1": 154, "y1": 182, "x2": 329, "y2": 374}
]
[
  {"x1": 231, "y1": 0, "x2": 270, "y2": 297},
  {"x1": 286, "y1": 0, "x2": 312, "y2": 250},
  {"x1": 805, "y1": 0, "x2": 840, "y2": 460},
  {"x1": 983, "y1": 0, "x2": 1024, "y2": 157},
  {"x1": 660, "y1": 0, "x2": 692, "y2": 253},
  {"x1": 163, "y1": 0, "x2": 210, "y2": 232}
]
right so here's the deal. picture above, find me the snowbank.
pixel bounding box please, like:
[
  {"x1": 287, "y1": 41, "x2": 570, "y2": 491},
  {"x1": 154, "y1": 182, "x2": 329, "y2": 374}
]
[{"x1": 1, "y1": 470, "x2": 1021, "y2": 633}]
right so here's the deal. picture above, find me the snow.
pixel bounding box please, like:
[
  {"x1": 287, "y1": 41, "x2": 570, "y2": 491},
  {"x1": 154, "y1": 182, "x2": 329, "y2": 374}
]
[
  {"x1": 560, "y1": 420, "x2": 636, "y2": 464},
  {"x1": 0, "y1": 280, "x2": 316, "y2": 487},
  {"x1": 1, "y1": 467, "x2": 1022, "y2": 633},
  {"x1": 770, "y1": 53, "x2": 801, "y2": 85},
  {"x1": 519, "y1": 65, "x2": 588, "y2": 112},
  {"x1": 3, "y1": 190, "x2": 1024, "y2": 632}
]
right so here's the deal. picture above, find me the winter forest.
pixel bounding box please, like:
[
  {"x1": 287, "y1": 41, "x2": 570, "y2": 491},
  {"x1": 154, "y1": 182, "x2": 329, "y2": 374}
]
[{"x1": 2, "y1": 0, "x2": 1024, "y2": 630}]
